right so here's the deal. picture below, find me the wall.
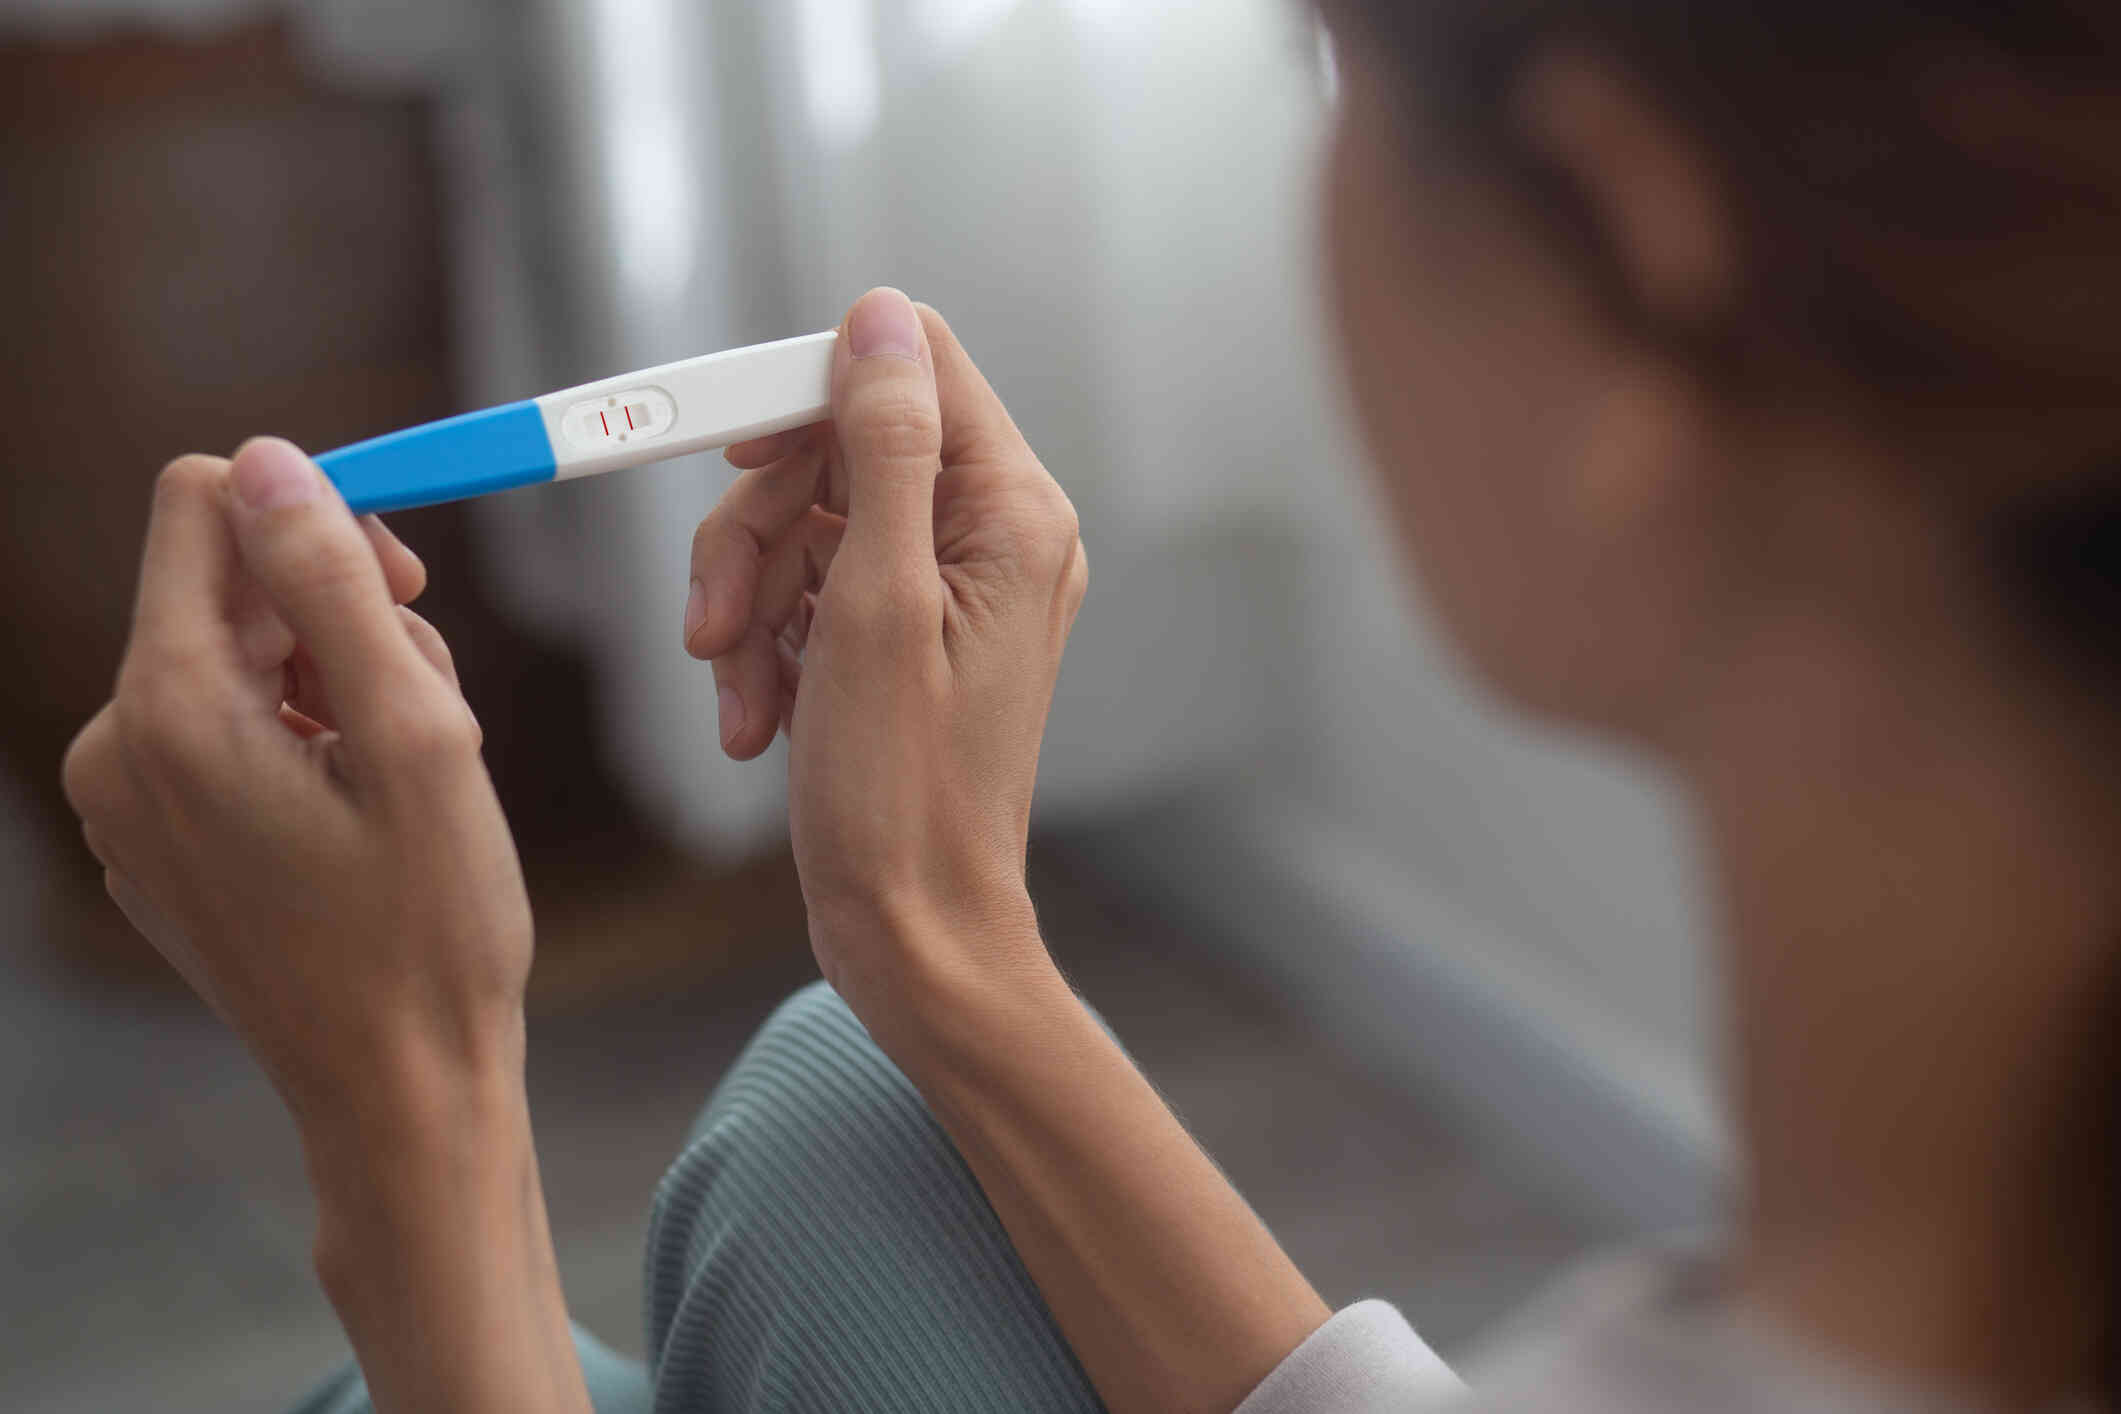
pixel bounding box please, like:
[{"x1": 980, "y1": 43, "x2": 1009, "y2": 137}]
[{"x1": 404, "y1": 0, "x2": 1726, "y2": 1220}]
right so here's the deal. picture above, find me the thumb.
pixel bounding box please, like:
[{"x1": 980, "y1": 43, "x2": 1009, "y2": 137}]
[
  {"x1": 832, "y1": 288, "x2": 943, "y2": 590},
  {"x1": 225, "y1": 437, "x2": 440, "y2": 739}
]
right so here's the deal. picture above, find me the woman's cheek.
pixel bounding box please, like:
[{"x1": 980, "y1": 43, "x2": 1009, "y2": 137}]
[
  {"x1": 1326, "y1": 110, "x2": 1494, "y2": 622},
  {"x1": 1322, "y1": 95, "x2": 1588, "y2": 708}
]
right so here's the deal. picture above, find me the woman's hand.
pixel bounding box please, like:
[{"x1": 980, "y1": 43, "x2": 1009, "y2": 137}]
[
  {"x1": 62, "y1": 440, "x2": 530, "y2": 1127},
  {"x1": 684, "y1": 288, "x2": 1088, "y2": 1037},
  {"x1": 689, "y1": 297, "x2": 1328, "y2": 1414},
  {"x1": 62, "y1": 440, "x2": 590, "y2": 1414}
]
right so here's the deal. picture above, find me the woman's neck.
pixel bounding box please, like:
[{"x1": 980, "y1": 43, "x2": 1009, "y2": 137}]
[{"x1": 1673, "y1": 501, "x2": 2120, "y2": 1407}]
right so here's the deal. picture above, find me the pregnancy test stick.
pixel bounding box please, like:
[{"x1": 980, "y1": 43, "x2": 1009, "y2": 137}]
[{"x1": 317, "y1": 330, "x2": 839, "y2": 515}]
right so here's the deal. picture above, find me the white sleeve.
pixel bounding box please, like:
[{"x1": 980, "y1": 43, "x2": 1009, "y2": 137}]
[{"x1": 1235, "y1": 1301, "x2": 1464, "y2": 1414}]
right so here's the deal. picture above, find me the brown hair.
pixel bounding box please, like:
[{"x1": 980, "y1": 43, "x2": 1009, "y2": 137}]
[
  {"x1": 1326, "y1": 0, "x2": 2121, "y2": 1394},
  {"x1": 1327, "y1": 0, "x2": 2121, "y2": 659}
]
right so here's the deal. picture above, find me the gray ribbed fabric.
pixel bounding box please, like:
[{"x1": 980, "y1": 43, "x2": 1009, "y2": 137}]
[
  {"x1": 641, "y1": 979, "x2": 1104, "y2": 1413},
  {"x1": 283, "y1": 1323, "x2": 653, "y2": 1414},
  {"x1": 285, "y1": 980, "x2": 1100, "y2": 1414},
  {"x1": 283, "y1": 979, "x2": 2029, "y2": 1414}
]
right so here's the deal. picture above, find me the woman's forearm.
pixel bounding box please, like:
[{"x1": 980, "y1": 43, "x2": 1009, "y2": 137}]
[
  {"x1": 690, "y1": 289, "x2": 1325, "y2": 1410},
  {"x1": 302, "y1": 1042, "x2": 591, "y2": 1414},
  {"x1": 62, "y1": 446, "x2": 584, "y2": 1411},
  {"x1": 886, "y1": 939, "x2": 1331, "y2": 1414}
]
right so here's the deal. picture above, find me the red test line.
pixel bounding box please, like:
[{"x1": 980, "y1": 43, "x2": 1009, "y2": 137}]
[
  {"x1": 625, "y1": 404, "x2": 635, "y2": 430},
  {"x1": 600, "y1": 410, "x2": 610, "y2": 435}
]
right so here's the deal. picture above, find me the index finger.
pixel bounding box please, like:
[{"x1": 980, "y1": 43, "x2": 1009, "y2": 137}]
[
  {"x1": 221, "y1": 437, "x2": 451, "y2": 746},
  {"x1": 128, "y1": 455, "x2": 242, "y2": 675},
  {"x1": 915, "y1": 303, "x2": 1034, "y2": 469},
  {"x1": 685, "y1": 427, "x2": 833, "y2": 659}
]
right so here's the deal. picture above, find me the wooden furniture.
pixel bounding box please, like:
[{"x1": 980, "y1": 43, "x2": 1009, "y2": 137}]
[{"x1": 0, "y1": 20, "x2": 679, "y2": 988}]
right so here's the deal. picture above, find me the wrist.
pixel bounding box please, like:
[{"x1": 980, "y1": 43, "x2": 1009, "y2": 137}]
[
  {"x1": 299, "y1": 1018, "x2": 531, "y2": 1241},
  {"x1": 297, "y1": 1041, "x2": 588, "y2": 1414},
  {"x1": 871, "y1": 944, "x2": 1089, "y2": 1102},
  {"x1": 809, "y1": 882, "x2": 1077, "y2": 1075},
  {"x1": 308, "y1": 1069, "x2": 533, "y2": 1303},
  {"x1": 889, "y1": 960, "x2": 1099, "y2": 1128},
  {"x1": 283, "y1": 994, "x2": 525, "y2": 1138}
]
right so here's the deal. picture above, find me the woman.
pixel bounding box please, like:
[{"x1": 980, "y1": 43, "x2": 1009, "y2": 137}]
[{"x1": 59, "y1": 0, "x2": 2121, "y2": 1410}]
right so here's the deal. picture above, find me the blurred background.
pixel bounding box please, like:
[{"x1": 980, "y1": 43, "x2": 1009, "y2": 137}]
[{"x1": 0, "y1": 0, "x2": 1721, "y2": 1409}]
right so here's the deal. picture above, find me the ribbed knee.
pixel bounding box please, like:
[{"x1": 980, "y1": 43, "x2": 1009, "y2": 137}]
[{"x1": 640, "y1": 980, "x2": 1096, "y2": 1413}]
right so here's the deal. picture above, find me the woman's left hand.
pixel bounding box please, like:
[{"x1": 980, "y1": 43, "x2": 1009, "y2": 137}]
[{"x1": 61, "y1": 439, "x2": 533, "y2": 1133}]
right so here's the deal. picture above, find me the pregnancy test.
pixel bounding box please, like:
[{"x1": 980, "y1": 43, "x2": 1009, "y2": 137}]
[{"x1": 317, "y1": 330, "x2": 839, "y2": 515}]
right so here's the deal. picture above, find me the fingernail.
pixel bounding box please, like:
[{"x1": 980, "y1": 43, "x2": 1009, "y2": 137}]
[
  {"x1": 717, "y1": 685, "x2": 745, "y2": 748},
  {"x1": 231, "y1": 438, "x2": 322, "y2": 511},
  {"x1": 847, "y1": 288, "x2": 921, "y2": 360},
  {"x1": 683, "y1": 578, "x2": 707, "y2": 650}
]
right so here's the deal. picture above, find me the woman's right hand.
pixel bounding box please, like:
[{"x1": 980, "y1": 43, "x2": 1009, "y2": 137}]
[
  {"x1": 692, "y1": 291, "x2": 1332, "y2": 1414},
  {"x1": 683, "y1": 288, "x2": 1087, "y2": 1042}
]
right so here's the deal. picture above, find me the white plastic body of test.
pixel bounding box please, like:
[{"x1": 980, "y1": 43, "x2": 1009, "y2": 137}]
[{"x1": 535, "y1": 329, "x2": 838, "y2": 483}]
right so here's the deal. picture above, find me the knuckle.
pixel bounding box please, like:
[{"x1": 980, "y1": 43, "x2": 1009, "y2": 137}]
[
  {"x1": 61, "y1": 715, "x2": 116, "y2": 818},
  {"x1": 114, "y1": 657, "x2": 208, "y2": 760},
  {"x1": 1064, "y1": 538, "x2": 1090, "y2": 605},
  {"x1": 246, "y1": 502, "x2": 375, "y2": 595},
  {"x1": 1045, "y1": 487, "x2": 1082, "y2": 546},
  {"x1": 690, "y1": 511, "x2": 754, "y2": 574},
  {"x1": 376, "y1": 699, "x2": 480, "y2": 766},
  {"x1": 59, "y1": 743, "x2": 90, "y2": 817},
  {"x1": 688, "y1": 514, "x2": 717, "y2": 567},
  {"x1": 397, "y1": 605, "x2": 454, "y2": 669},
  {"x1": 117, "y1": 704, "x2": 209, "y2": 780},
  {"x1": 688, "y1": 511, "x2": 721, "y2": 564},
  {"x1": 1001, "y1": 498, "x2": 1083, "y2": 581},
  {"x1": 287, "y1": 532, "x2": 373, "y2": 595},
  {"x1": 846, "y1": 387, "x2": 942, "y2": 467}
]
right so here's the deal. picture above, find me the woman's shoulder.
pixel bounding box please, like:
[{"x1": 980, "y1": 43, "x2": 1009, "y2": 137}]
[
  {"x1": 1242, "y1": 1240, "x2": 1997, "y2": 1414},
  {"x1": 1236, "y1": 1245, "x2": 1700, "y2": 1414},
  {"x1": 1452, "y1": 1242, "x2": 1987, "y2": 1414}
]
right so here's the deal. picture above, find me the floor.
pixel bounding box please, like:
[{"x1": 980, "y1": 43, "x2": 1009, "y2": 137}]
[{"x1": 0, "y1": 775, "x2": 1611, "y2": 1414}]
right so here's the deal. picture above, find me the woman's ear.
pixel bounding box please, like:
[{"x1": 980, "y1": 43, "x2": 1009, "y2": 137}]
[
  {"x1": 1512, "y1": 43, "x2": 1739, "y2": 329},
  {"x1": 1511, "y1": 43, "x2": 1734, "y2": 562}
]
